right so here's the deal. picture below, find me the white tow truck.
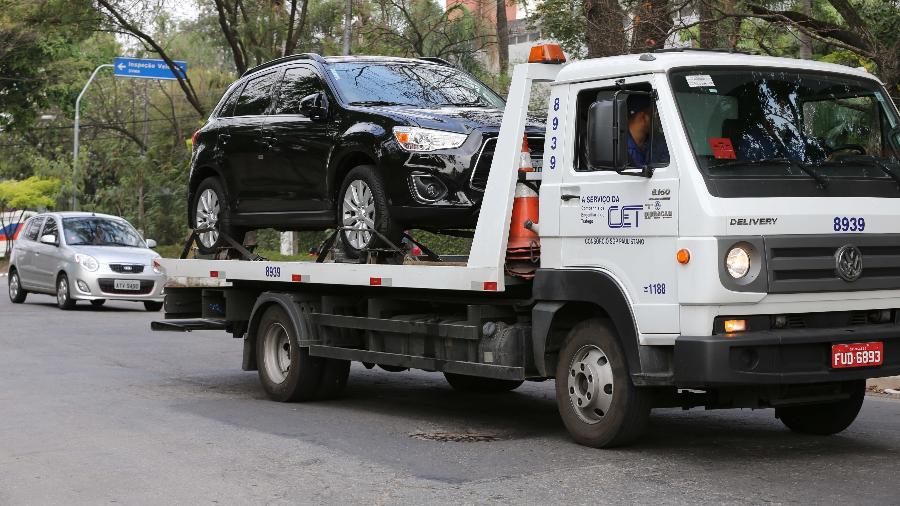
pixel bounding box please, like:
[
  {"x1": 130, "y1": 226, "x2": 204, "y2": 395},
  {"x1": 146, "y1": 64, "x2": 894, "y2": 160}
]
[{"x1": 154, "y1": 45, "x2": 900, "y2": 447}]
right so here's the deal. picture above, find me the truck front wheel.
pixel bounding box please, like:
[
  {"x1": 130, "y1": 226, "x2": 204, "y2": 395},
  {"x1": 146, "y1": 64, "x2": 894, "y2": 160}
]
[
  {"x1": 555, "y1": 318, "x2": 652, "y2": 448},
  {"x1": 775, "y1": 380, "x2": 865, "y2": 435},
  {"x1": 443, "y1": 372, "x2": 524, "y2": 392}
]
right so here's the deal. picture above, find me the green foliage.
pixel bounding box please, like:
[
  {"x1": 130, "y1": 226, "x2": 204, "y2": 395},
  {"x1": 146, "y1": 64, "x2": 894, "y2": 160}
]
[{"x1": 0, "y1": 176, "x2": 61, "y2": 211}]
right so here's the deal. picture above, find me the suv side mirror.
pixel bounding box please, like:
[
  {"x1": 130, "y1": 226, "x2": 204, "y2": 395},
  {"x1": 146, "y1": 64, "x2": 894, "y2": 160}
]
[
  {"x1": 145, "y1": 239, "x2": 157, "y2": 249},
  {"x1": 586, "y1": 92, "x2": 628, "y2": 170},
  {"x1": 300, "y1": 92, "x2": 328, "y2": 121},
  {"x1": 40, "y1": 234, "x2": 58, "y2": 246}
]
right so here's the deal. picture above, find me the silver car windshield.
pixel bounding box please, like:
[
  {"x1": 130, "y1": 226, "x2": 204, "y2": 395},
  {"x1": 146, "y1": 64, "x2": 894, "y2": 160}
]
[
  {"x1": 62, "y1": 217, "x2": 145, "y2": 247},
  {"x1": 670, "y1": 68, "x2": 900, "y2": 177}
]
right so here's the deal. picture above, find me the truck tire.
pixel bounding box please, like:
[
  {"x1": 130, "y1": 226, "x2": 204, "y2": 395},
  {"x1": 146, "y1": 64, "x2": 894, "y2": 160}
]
[
  {"x1": 443, "y1": 372, "x2": 524, "y2": 392},
  {"x1": 256, "y1": 304, "x2": 323, "y2": 402},
  {"x1": 192, "y1": 177, "x2": 244, "y2": 255},
  {"x1": 555, "y1": 318, "x2": 651, "y2": 448},
  {"x1": 316, "y1": 359, "x2": 350, "y2": 400},
  {"x1": 337, "y1": 165, "x2": 401, "y2": 258},
  {"x1": 8, "y1": 268, "x2": 27, "y2": 303},
  {"x1": 776, "y1": 380, "x2": 866, "y2": 435}
]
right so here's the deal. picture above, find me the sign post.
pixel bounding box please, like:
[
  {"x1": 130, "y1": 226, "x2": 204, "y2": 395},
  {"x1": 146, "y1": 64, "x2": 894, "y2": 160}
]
[{"x1": 72, "y1": 57, "x2": 188, "y2": 210}]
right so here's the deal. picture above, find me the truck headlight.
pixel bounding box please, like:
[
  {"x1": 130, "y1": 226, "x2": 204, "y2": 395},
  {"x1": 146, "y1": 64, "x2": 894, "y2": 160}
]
[
  {"x1": 393, "y1": 126, "x2": 467, "y2": 152},
  {"x1": 75, "y1": 254, "x2": 99, "y2": 272},
  {"x1": 725, "y1": 245, "x2": 751, "y2": 279}
]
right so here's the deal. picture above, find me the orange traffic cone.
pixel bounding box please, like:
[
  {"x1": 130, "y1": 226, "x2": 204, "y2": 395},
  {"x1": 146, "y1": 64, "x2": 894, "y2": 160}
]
[{"x1": 506, "y1": 135, "x2": 540, "y2": 279}]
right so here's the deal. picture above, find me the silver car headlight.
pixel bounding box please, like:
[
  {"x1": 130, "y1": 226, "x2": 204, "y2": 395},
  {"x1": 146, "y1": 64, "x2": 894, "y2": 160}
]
[
  {"x1": 725, "y1": 245, "x2": 751, "y2": 279},
  {"x1": 392, "y1": 126, "x2": 468, "y2": 152},
  {"x1": 74, "y1": 254, "x2": 99, "y2": 272}
]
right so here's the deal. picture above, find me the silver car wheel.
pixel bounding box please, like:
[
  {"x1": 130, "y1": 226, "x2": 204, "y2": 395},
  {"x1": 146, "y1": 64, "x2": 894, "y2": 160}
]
[
  {"x1": 57, "y1": 276, "x2": 69, "y2": 306},
  {"x1": 341, "y1": 180, "x2": 376, "y2": 250},
  {"x1": 195, "y1": 188, "x2": 220, "y2": 248},
  {"x1": 9, "y1": 272, "x2": 20, "y2": 298},
  {"x1": 262, "y1": 322, "x2": 291, "y2": 384},
  {"x1": 567, "y1": 344, "x2": 615, "y2": 424}
]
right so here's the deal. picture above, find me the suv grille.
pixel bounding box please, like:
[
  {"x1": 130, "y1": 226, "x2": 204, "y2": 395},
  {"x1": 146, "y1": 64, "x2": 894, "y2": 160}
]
[
  {"x1": 109, "y1": 264, "x2": 145, "y2": 274},
  {"x1": 766, "y1": 235, "x2": 900, "y2": 293},
  {"x1": 470, "y1": 135, "x2": 545, "y2": 191}
]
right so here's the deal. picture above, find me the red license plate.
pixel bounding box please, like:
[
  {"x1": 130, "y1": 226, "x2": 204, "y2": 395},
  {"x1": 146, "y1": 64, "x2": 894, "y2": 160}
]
[{"x1": 831, "y1": 342, "x2": 884, "y2": 369}]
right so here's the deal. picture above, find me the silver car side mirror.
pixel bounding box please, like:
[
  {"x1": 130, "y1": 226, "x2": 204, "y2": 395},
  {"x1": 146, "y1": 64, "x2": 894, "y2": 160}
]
[
  {"x1": 40, "y1": 234, "x2": 58, "y2": 245},
  {"x1": 145, "y1": 239, "x2": 157, "y2": 249}
]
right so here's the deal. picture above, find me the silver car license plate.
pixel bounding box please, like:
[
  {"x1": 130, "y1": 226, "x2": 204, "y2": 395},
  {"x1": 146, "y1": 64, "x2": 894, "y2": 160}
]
[{"x1": 114, "y1": 279, "x2": 141, "y2": 291}]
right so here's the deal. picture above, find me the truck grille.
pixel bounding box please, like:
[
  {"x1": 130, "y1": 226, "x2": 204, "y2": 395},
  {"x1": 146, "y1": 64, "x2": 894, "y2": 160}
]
[
  {"x1": 98, "y1": 279, "x2": 155, "y2": 295},
  {"x1": 109, "y1": 264, "x2": 145, "y2": 274},
  {"x1": 766, "y1": 235, "x2": 900, "y2": 293},
  {"x1": 469, "y1": 135, "x2": 545, "y2": 191}
]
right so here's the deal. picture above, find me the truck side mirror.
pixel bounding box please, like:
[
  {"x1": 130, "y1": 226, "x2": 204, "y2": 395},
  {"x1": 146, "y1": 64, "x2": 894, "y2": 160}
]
[
  {"x1": 586, "y1": 92, "x2": 628, "y2": 170},
  {"x1": 300, "y1": 92, "x2": 328, "y2": 121}
]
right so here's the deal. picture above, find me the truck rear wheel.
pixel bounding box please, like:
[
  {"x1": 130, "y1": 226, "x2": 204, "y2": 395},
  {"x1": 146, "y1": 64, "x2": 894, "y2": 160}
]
[
  {"x1": 443, "y1": 372, "x2": 524, "y2": 392},
  {"x1": 256, "y1": 305, "x2": 323, "y2": 402},
  {"x1": 776, "y1": 380, "x2": 865, "y2": 435},
  {"x1": 555, "y1": 318, "x2": 651, "y2": 448}
]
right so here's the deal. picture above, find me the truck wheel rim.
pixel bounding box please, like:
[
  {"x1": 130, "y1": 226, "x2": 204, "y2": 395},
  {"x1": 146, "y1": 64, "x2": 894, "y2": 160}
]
[
  {"x1": 567, "y1": 345, "x2": 615, "y2": 424},
  {"x1": 195, "y1": 188, "x2": 220, "y2": 248},
  {"x1": 57, "y1": 277, "x2": 68, "y2": 306},
  {"x1": 342, "y1": 180, "x2": 375, "y2": 250},
  {"x1": 263, "y1": 322, "x2": 291, "y2": 384},
  {"x1": 9, "y1": 273, "x2": 19, "y2": 299}
]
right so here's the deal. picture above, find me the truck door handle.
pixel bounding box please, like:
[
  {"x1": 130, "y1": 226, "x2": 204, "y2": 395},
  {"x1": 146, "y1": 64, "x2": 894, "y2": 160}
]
[{"x1": 561, "y1": 194, "x2": 580, "y2": 201}]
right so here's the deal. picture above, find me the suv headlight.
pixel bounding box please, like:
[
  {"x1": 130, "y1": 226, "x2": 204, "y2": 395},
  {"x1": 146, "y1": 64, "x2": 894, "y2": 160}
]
[
  {"x1": 725, "y1": 245, "x2": 751, "y2": 279},
  {"x1": 393, "y1": 126, "x2": 468, "y2": 152},
  {"x1": 75, "y1": 254, "x2": 99, "y2": 272}
]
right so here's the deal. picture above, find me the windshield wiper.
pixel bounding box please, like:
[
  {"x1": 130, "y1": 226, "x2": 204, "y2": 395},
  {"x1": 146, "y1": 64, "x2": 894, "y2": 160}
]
[
  {"x1": 711, "y1": 157, "x2": 829, "y2": 189},
  {"x1": 348, "y1": 100, "x2": 410, "y2": 106},
  {"x1": 826, "y1": 155, "x2": 900, "y2": 190}
]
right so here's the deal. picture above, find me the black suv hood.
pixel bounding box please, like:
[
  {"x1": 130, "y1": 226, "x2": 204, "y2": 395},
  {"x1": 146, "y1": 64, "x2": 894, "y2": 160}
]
[{"x1": 368, "y1": 105, "x2": 542, "y2": 134}]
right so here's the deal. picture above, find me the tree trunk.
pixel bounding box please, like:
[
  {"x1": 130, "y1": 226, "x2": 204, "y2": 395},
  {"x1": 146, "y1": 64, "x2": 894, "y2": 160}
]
[
  {"x1": 798, "y1": 0, "x2": 812, "y2": 59},
  {"x1": 583, "y1": 0, "x2": 626, "y2": 57},
  {"x1": 698, "y1": 0, "x2": 720, "y2": 48},
  {"x1": 342, "y1": 0, "x2": 352, "y2": 55},
  {"x1": 496, "y1": 0, "x2": 509, "y2": 75}
]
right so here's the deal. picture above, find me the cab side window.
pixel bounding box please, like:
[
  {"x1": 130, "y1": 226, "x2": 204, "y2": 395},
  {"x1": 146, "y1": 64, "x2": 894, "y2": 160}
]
[
  {"x1": 575, "y1": 83, "x2": 669, "y2": 171},
  {"x1": 233, "y1": 72, "x2": 278, "y2": 117},
  {"x1": 274, "y1": 67, "x2": 323, "y2": 115},
  {"x1": 41, "y1": 217, "x2": 58, "y2": 242},
  {"x1": 23, "y1": 217, "x2": 43, "y2": 241}
]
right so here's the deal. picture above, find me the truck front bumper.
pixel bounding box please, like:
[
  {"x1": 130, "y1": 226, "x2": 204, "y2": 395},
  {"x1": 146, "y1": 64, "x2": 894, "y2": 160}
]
[{"x1": 674, "y1": 324, "x2": 900, "y2": 387}]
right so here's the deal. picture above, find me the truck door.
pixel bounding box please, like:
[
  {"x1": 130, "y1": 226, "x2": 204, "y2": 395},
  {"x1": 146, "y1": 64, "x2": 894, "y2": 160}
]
[{"x1": 556, "y1": 75, "x2": 680, "y2": 336}]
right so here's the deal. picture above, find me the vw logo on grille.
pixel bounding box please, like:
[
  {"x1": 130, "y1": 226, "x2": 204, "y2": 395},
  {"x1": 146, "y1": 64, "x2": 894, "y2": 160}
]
[{"x1": 835, "y1": 244, "x2": 863, "y2": 282}]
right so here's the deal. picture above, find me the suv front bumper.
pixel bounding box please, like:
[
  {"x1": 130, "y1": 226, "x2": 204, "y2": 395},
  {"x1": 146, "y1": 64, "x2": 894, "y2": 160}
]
[{"x1": 674, "y1": 324, "x2": 900, "y2": 387}]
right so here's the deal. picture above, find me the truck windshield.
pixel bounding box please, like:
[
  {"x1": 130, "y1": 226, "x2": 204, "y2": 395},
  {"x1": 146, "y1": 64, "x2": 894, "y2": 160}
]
[
  {"x1": 63, "y1": 217, "x2": 145, "y2": 247},
  {"x1": 328, "y1": 62, "x2": 505, "y2": 109},
  {"x1": 670, "y1": 68, "x2": 900, "y2": 180}
]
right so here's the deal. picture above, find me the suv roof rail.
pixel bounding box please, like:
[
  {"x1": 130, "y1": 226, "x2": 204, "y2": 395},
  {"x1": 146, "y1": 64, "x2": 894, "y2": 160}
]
[
  {"x1": 650, "y1": 47, "x2": 754, "y2": 56},
  {"x1": 241, "y1": 53, "x2": 325, "y2": 77},
  {"x1": 418, "y1": 56, "x2": 452, "y2": 66}
]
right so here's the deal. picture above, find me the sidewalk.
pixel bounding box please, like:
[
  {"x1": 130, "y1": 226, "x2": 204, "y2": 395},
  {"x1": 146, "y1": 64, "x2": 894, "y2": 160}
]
[{"x1": 868, "y1": 376, "x2": 900, "y2": 395}]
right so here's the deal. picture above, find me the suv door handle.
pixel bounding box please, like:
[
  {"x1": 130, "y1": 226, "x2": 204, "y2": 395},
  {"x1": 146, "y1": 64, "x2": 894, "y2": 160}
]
[
  {"x1": 261, "y1": 136, "x2": 277, "y2": 148},
  {"x1": 219, "y1": 133, "x2": 231, "y2": 145},
  {"x1": 561, "y1": 194, "x2": 580, "y2": 201}
]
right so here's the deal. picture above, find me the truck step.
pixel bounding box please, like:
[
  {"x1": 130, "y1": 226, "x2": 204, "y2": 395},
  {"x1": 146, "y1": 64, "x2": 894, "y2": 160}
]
[
  {"x1": 151, "y1": 318, "x2": 227, "y2": 332},
  {"x1": 308, "y1": 345, "x2": 525, "y2": 380}
]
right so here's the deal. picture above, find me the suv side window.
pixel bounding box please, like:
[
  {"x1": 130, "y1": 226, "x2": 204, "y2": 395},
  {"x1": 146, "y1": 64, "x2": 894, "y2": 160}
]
[
  {"x1": 233, "y1": 72, "x2": 278, "y2": 117},
  {"x1": 23, "y1": 217, "x2": 43, "y2": 241},
  {"x1": 574, "y1": 83, "x2": 669, "y2": 171},
  {"x1": 40, "y1": 217, "x2": 58, "y2": 241},
  {"x1": 217, "y1": 83, "x2": 244, "y2": 118},
  {"x1": 274, "y1": 67, "x2": 322, "y2": 115}
]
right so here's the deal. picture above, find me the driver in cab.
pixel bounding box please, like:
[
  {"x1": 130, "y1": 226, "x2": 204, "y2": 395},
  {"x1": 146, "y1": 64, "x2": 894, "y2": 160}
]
[{"x1": 626, "y1": 95, "x2": 669, "y2": 167}]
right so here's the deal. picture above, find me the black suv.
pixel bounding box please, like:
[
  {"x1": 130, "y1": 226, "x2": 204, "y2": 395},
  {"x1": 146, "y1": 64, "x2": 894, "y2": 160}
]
[{"x1": 189, "y1": 53, "x2": 543, "y2": 255}]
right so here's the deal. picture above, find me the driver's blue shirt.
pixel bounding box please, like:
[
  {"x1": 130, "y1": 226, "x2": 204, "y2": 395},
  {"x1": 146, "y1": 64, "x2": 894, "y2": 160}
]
[{"x1": 627, "y1": 133, "x2": 669, "y2": 167}]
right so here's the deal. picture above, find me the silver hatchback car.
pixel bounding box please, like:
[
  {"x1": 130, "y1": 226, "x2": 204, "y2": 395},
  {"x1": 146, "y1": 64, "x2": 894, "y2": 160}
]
[{"x1": 7, "y1": 212, "x2": 165, "y2": 310}]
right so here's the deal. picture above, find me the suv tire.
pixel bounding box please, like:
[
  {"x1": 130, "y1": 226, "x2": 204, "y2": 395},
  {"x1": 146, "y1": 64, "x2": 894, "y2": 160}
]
[
  {"x1": 338, "y1": 165, "x2": 401, "y2": 258},
  {"x1": 192, "y1": 177, "x2": 244, "y2": 255}
]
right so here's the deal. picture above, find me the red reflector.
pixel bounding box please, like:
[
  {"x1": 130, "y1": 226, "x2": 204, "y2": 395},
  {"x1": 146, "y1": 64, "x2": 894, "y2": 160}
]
[
  {"x1": 370, "y1": 277, "x2": 382, "y2": 286},
  {"x1": 291, "y1": 274, "x2": 301, "y2": 282},
  {"x1": 210, "y1": 271, "x2": 219, "y2": 278},
  {"x1": 483, "y1": 281, "x2": 497, "y2": 291}
]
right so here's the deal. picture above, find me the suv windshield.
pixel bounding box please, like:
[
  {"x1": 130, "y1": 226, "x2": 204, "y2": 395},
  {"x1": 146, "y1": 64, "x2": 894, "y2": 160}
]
[
  {"x1": 670, "y1": 68, "x2": 900, "y2": 180},
  {"x1": 63, "y1": 217, "x2": 145, "y2": 247},
  {"x1": 327, "y1": 62, "x2": 505, "y2": 109}
]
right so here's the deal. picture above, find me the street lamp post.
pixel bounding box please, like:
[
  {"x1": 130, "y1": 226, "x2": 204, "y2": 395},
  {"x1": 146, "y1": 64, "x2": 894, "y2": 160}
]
[{"x1": 72, "y1": 64, "x2": 113, "y2": 211}]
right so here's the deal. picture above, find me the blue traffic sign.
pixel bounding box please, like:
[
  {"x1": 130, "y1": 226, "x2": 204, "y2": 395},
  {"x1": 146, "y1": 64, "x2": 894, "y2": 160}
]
[{"x1": 114, "y1": 57, "x2": 187, "y2": 80}]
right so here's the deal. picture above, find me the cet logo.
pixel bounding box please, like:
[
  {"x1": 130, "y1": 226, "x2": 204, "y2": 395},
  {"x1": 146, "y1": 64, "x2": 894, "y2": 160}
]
[{"x1": 835, "y1": 244, "x2": 862, "y2": 282}]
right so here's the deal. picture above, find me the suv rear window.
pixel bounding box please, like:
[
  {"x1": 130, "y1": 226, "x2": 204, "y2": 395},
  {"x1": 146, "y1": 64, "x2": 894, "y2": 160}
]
[{"x1": 233, "y1": 72, "x2": 278, "y2": 116}]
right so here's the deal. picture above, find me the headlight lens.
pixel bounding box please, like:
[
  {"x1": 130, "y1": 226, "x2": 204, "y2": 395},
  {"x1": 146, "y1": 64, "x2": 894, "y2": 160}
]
[
  {"x1": 393, "y1": 126, "x2": 468, "y2": 152},
  {"x1": 725, "y1": 246, "x2": 751, "y2": 279},
  {"x1": 75, "y1": 254, "x2": 99, "y2": 272}
]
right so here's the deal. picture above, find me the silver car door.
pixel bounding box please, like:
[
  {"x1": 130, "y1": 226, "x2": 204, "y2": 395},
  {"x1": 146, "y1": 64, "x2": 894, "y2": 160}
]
[
  {"x1": 14, "y1": 216, "x2": 43, "y2": 289},
  {"x1": 32, "y1": 216, "x2": 61, "y2": 290}
]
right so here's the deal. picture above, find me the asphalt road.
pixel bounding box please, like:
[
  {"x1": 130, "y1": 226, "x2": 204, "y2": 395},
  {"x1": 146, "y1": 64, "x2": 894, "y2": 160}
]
[{"x1": 2, "y1": 282, "x2": 899, "y2": 505}]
